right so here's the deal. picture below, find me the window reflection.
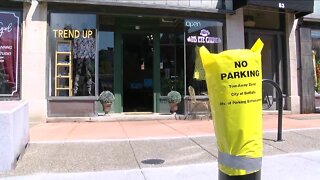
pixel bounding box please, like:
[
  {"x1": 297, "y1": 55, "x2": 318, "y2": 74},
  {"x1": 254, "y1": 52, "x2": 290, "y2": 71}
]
[
  {"x1": 185, "y1": 19, "x2": 223, "y2": 95},
  {"x1": 50, "y1": 13, "x2": 96, "y2": 96},
  {"x1": 160, "y1": 20, "x2": 184, "y2": 96},
  {"x1": 98, "y1": 31, "x2": 114, "y2": 93}
]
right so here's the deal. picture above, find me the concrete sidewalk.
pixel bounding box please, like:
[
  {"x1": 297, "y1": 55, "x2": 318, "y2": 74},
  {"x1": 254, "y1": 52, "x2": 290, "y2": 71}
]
[
  {"x1": 1, "y1": 114, "x2": 320, "y2": 179},
  {"x1": 2, "y1": 151, "x2": 320, "y2": 180}
]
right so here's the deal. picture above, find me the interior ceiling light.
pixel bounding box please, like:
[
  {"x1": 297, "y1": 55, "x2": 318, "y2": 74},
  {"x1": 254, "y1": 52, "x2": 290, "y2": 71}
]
[{"x1": 161, "y1": 18, "x2": 176, "y2": 23}]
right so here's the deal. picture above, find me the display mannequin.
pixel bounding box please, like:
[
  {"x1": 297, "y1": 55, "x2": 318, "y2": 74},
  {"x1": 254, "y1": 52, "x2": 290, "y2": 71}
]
[{"x1": 72, "y1": 34, "x2": 95, "y2": 95}]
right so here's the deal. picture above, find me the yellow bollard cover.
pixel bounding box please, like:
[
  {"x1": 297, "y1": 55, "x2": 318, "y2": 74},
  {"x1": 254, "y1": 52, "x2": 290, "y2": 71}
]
[{"x1": 200, "y1": 39, "x2": 264, "y2": 176}]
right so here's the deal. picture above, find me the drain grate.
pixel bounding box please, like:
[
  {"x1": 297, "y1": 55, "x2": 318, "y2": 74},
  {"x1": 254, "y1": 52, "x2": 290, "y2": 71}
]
[{"x1": 141, "y1": 158, "x2": 165, "y2": 165}]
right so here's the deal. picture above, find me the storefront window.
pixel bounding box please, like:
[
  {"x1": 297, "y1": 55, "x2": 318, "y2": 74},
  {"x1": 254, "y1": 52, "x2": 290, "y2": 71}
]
[
  {"x1": 98, "y1": 31, "x2": 114, "y2": 94},
  {"x1": 311, "y1": 30, "x2": 320, "y2": 93},
  {"x1": 0, "y1": 11, "x2": 21, "y2": 98},
  {"x1": 185, "y1": 19, "x2": 224, "y2": 95},
  {"x1": 98, "y1": 15, "x2": 114, "y2": 95},
  {"x1": 160, "y1": 20, "x2": 184, "y2": 96},
  {"x1": 50, "y1": 13, "x2": 96, "y2": 96}
]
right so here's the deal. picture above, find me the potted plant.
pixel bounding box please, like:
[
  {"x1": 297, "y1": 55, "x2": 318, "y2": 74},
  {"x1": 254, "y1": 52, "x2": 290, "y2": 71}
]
[
  {"x1": 167, "y1": 90, "x2": 182, "y2": 114},
  {"x1": 98, "y1": 90, "x2": 115, "y2": 115}
]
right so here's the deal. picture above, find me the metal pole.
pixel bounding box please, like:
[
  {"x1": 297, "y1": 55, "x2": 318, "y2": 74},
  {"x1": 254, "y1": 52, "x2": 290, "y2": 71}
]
[
  {"x1": 219, "y1": 170, "x2": 261, "y2": 180},
  {"x1": 277, "y1": 91, "x2": 283, "y2": 141},
  {"x1": 262, "y1": 79, "x2": 283, "y2": 141}
]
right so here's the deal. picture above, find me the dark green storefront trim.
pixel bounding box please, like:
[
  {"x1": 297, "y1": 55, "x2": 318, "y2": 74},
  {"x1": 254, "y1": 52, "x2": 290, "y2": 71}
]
[
  {"x1": 113, "y1": 27, "x2": 123, "y2": 113},
  {"x1": 153, "y1": 30, "x2": 160, "y2": 113},
  {"x1": 113, "y1": 17, "x2": 160, "y2": 113}
]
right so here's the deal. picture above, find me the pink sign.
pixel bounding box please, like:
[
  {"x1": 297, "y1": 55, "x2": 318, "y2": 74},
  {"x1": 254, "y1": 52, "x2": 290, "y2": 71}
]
[{"x1": 0, "y1": 12, "x2": 20, "y2": 96}]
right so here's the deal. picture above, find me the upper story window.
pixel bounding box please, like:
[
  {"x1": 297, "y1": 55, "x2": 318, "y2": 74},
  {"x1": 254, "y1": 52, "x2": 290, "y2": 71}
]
[{"x1": 0, "y1": 11, "x2": 21, "y2": 98}]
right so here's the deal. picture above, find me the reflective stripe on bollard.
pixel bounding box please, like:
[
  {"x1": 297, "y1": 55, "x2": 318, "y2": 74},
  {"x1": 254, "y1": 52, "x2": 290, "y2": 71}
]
[{"x1": 218, "y1": 152, "x2": 262, "y2": 173}]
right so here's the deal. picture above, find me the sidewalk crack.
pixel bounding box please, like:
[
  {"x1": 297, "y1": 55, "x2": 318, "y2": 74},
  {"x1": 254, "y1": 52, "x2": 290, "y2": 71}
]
[
  {"x1": 63, "y1": 123, "x2": 80, "y2": 142},
  {"x1": 159, "y1": 121, "x2": 217, "y2": 159},
  {"x1": 118, "y1": 121, "x2": 129, "y2": 139},
  {"x1": 291, "y1": 130, "x2": 320, "y2": 140},
  {"x1": 263, "y1": 141, "x2": 288, "y2": 153},
  {"x1": 118, "y1": 122, "x2": 146, "y2": 179},
  {"x1": 128, "y1": 140, "x2": 147, "y2": 180},
  {"x1": 189, "y1": 137, "x2": 218, "y2": 159},
  {"x1": 157, "y1": 120, "x2": 188, "y2": 137}
]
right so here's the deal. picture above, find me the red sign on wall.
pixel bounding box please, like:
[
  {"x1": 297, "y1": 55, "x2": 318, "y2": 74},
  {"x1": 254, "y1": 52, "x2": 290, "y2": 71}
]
[{"x1": 0, "y1": 12, "x2": 20, "y2": 96}]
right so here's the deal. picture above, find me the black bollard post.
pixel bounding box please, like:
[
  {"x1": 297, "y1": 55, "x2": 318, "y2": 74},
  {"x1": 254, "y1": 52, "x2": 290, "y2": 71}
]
[{"x1": 219, "y1": 170, "x2": 261, "y2": 180}]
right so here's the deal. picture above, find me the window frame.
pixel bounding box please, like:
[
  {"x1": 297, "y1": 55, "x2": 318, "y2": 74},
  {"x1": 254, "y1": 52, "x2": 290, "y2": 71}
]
[
  {"x1": 48, "y1": 11, "x2": 98, "y2": 99},
  {"x1": 184, "y1": 18, "x2": 225, "y2": 96},
  {"x1": 0, "y1": 9, "x2": 22, "y2": 100}
]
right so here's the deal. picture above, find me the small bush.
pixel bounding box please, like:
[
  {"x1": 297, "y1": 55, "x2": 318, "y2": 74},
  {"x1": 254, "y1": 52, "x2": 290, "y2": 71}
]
[
  {"x1": 167, "y1": 90, "x2": 181, "y2": 103},
  {"x1": 98, "y1": 91, "x2": 115, "y2": 104}
]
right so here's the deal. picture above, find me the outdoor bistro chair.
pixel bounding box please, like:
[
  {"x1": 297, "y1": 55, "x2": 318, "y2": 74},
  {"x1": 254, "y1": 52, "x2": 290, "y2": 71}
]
[{"x1": 185, "y1": 86, "x2": 211, "y2": 120}]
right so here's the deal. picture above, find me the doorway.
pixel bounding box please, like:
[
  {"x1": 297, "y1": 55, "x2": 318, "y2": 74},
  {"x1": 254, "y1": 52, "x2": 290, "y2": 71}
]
[
  {"x1": 245, "y1": 31, "x2": 286, "y2": 85},
  {"x1": 122, "y1": 33, "x2": 154, "y2": 112},
  {"x1": 245, "y1": 30, "x2": 286, "y2": 110}
]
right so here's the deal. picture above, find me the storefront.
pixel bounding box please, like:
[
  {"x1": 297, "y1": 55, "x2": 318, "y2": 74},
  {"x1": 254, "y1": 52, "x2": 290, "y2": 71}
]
[
  {"x1": 301, "y1": 1, "x2": 320, "y2": 113},
  {"x1": 0, "y1": 0, "x2": 315, "y2": 120},
  {"x1": 233, "y1": 0, "x2": 314, "y2": 113},
  {"x1": 0, "y1": 2, "x2": 22, "y2": 100},
  {"x1": 45, "y1": 2, "x2": 226, "y2": 117}
]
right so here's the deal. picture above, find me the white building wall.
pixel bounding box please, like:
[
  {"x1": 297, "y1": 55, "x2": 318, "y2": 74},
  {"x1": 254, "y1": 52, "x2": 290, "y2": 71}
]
[
  {"x1": 226, "y1": 8, "x2": 245, "y2": 49},
  {"x1": 21, "y1": 1, "x2": 48, "y2": 122},
  {"x1": 286, "y1": 13, "x2": 300, "y2": 113}
]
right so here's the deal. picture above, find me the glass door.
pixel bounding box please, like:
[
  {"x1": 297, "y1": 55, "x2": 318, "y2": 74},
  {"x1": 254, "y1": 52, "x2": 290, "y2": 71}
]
[{"x1": 122, "y1": 33, "x2": 154, "y2": 112}]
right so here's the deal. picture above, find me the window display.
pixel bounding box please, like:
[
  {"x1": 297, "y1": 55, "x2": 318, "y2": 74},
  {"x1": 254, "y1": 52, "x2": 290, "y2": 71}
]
[
  {"x1": 73, "y1": 34, "x2": 95, "y2": 95},
  {"x1": 50, "y1": 13, "x2": 96, "y2": 96},
  {"x1": 0, "y1": 11, "x2": 21, "y2": 97},
  {"x1": 55, "y1": 40, "x2": 72, "y2": 96}
]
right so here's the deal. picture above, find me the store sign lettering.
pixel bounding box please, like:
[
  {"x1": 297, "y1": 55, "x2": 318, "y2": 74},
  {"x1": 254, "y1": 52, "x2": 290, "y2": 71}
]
[
  {"x1": 53, "y1": 29, "x2": 93, "y2": 39},
  {"x1": 0, "y1": 51, "x2": 12, "y2": 56},
  {"x1": 187, "y1": 29, "x2": 221, "y2": 44},
  {"x1": 185, "y1": 21, "x2": 201, "y2": 27},
  {"x1": 0, "y1": 22, "x2": 12, "y2": 38},
  {"x1": 279, "y1": 3, "x2": 285, "y2": 8}
]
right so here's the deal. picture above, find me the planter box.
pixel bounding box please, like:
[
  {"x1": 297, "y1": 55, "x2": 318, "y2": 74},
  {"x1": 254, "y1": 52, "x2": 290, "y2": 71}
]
[{"x1": 0, "y1": 101, "x2": 29, "y2": 171}]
